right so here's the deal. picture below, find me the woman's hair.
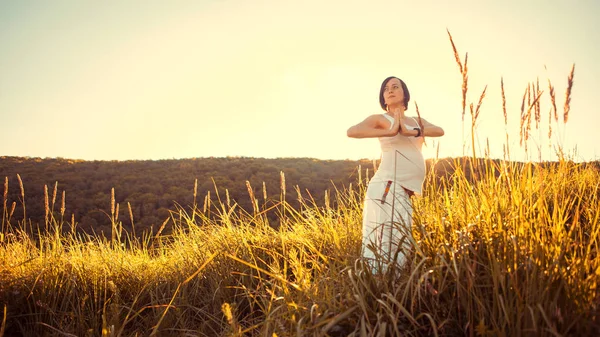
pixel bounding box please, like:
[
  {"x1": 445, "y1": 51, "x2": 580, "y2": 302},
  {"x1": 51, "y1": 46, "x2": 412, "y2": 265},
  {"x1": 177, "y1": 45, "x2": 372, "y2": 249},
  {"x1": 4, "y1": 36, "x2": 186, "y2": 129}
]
[{"x1": 379, "y1": 76, "x2": 410, "y2": 111}]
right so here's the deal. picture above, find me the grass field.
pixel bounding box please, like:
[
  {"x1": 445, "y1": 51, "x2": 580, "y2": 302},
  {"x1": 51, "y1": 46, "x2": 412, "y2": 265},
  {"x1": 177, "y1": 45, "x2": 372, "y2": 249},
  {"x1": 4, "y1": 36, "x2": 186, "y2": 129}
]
[{"x1": 1, "y1": 32, "x2": 598, "y2": 336}]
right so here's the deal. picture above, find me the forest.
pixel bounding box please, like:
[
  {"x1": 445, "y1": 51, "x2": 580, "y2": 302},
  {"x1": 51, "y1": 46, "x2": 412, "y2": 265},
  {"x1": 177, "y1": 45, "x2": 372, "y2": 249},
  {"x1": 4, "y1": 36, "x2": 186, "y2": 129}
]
[
  {"x1": 0, "y1": 156, "x2": 382, "y2": 236},
  {"x1": 2, "y1": 155, "x2": 597, "y2": 238}
]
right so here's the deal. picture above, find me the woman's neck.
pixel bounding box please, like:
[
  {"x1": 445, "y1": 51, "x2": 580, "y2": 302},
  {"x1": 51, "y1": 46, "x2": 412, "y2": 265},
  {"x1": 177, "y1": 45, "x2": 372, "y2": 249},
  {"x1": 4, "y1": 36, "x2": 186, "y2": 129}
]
[{"x1": 386, "y1": 105, "x2": 406, "y2": 118}]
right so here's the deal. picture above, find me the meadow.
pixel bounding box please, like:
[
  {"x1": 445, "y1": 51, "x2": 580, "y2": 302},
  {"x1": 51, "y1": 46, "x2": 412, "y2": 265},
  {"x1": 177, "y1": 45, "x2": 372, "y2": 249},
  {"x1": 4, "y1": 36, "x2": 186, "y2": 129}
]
[{"x1": 1, "y1": 32, "x2": 598, "y2": 336}]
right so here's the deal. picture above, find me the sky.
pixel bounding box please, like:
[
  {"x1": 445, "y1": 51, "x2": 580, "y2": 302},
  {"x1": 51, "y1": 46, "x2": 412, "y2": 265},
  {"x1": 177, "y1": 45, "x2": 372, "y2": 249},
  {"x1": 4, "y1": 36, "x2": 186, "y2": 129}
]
[{"x1": 1, "y1": 0, "x2": 599, "y2": 163}]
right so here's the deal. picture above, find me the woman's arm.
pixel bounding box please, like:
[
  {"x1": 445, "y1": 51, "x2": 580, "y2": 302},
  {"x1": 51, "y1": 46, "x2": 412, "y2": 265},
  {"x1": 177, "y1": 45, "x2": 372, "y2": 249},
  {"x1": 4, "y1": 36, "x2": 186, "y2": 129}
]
[
  {"x1": 347, "y1": 114, "x2": 400, "y2": 139},
  {"x1": 419, "y1": 118, "x2": 444, "y2": 137}
]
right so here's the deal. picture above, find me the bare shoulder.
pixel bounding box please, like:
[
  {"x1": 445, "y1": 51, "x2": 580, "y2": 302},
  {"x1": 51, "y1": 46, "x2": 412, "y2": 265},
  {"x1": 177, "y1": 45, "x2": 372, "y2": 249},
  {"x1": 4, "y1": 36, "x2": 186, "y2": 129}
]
[
  {"x1": 361, "y1": 114, "x2": 388, "y2": 128},
  {"x1": 412, "y1": 116, "x2": 435, "y2": 126},
  {"x1": 367, "y1": 113, "x2": 386, "y2": 121}
]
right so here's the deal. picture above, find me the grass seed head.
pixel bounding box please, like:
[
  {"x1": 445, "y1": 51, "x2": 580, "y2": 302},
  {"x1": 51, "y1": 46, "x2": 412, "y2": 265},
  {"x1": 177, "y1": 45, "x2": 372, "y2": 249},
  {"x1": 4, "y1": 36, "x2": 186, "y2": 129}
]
[
  {"x1": 501, "y1": 77, "x2": 507, "y2": 126},
  {"x1": 563, "y1": 64, "x2": 575, "y2": 123}
]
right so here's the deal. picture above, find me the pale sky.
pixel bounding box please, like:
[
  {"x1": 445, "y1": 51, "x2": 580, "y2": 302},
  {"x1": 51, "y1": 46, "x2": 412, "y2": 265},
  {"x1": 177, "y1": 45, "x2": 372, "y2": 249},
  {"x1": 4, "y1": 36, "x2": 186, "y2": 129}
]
[{"x1": 1, "y1": 0, "x2": 599, "y2": 162}]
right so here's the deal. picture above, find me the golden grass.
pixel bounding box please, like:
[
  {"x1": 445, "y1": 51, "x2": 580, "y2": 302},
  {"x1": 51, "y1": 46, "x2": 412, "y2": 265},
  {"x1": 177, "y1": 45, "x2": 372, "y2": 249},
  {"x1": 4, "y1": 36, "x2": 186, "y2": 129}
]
[
  {"x1": 1, "y1": 158, "x2": 598, "y2": 336},
  {"x1": 564, "y1": 64, "x2": 575, "y2": 124},
  {"x1": 0, "y1": 33, "x2": 597, "y2": 336}
]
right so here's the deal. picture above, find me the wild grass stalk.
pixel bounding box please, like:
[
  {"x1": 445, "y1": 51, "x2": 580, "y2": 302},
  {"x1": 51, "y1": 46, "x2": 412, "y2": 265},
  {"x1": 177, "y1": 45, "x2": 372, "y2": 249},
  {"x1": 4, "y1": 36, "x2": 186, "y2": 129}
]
[
  {"x1": 16, "y1": 174, "x2": 25, "y2": 227},
  {"x1": 563, "y1": 64, "x2": 575, "y2": 124},
  {"x1": 1, "y1": 177, "x2": 7, "y2": 240},
  {"x1": 447, "y1": 29, "x2": 469, "y2": 156}
]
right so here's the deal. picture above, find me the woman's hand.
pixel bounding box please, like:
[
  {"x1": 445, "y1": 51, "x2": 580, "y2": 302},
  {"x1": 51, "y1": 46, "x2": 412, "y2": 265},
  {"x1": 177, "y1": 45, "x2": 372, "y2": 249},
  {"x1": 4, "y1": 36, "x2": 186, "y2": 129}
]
[
  {"x1": 398, "y1": 122, "x2": 419, "y2": 137},
  {"x1": 386, "y1": 108, "x2": 403, "y2": 136},
  {"x1": 390, "y1": 109, "x2": 419, "y2": 137}
]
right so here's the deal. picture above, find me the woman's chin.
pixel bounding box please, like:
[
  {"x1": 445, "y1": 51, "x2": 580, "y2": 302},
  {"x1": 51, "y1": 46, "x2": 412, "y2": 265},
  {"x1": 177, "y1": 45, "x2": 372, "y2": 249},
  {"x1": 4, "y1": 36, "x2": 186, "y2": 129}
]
[{"x1": 387, "y1": 103, "x2": 404, "y2": 109}]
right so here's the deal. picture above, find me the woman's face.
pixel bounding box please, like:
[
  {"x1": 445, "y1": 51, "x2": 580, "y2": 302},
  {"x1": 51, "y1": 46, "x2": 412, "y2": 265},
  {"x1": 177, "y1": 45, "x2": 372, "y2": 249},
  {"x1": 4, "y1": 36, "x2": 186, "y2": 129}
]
[{"x1": 383, "y1": 78, "x2": 405, "y2": 109}]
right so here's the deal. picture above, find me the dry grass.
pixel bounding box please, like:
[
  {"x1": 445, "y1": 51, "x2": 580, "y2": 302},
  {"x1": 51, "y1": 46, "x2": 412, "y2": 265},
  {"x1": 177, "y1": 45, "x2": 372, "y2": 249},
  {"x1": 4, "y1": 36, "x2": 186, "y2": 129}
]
[
  {"x1": 1, "y1": 157, "x2": 598, "y2": 336},
  {"x1": 0, "y1": 33, "x2": 598, "y2": 336},
  {"x1": 563, "y1": 64, "x2": 575, "y2": 124}
]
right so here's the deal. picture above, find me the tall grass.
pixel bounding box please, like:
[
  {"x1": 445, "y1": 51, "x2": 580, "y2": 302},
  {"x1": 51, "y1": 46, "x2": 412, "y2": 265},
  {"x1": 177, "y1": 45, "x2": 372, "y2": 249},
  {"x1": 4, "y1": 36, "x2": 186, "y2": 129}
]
[{"x1": 1, "y1": 33, "x2": 599, "y2": 336}]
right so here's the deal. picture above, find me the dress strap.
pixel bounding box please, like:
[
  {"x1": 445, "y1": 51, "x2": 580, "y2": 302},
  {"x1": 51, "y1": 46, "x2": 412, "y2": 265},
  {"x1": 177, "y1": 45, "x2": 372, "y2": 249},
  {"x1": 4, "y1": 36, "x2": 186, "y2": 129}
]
[
  {"x1": 382, "y1": 114, "x2": 395, "y2": 130},
  {"x1": 412, "y1": 117, "x2": 420, "y2": 129}
]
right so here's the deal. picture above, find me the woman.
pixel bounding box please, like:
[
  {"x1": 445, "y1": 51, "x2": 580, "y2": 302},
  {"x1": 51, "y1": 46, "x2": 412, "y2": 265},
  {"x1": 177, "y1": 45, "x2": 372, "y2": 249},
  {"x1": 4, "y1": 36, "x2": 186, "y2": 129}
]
[{"x1": 347, "y1": 76, "x2": 444, "y2": 273}]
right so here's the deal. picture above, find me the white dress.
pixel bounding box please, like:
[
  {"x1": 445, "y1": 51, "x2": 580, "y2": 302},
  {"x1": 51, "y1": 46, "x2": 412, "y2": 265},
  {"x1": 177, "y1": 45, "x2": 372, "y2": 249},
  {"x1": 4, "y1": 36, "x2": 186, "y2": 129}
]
[{"x1": 361, "y1": 114, "x2": 425, "y2": 272}]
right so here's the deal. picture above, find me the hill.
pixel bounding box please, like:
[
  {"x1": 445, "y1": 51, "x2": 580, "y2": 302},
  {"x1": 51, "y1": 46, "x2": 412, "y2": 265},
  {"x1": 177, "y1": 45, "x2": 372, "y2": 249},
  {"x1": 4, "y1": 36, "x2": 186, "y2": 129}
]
[
  {"x1": 1, "y1": 156, "x2": 378, "y2": 235},
  {"x1": 2, "y1": 156, "x2": 597, "y2": 237}
]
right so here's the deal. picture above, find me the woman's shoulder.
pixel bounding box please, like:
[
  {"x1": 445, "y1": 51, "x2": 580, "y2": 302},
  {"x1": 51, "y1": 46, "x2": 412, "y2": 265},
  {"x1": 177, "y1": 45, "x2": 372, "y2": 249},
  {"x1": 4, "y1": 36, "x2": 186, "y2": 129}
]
[
  {"x1": 365, "y1": 113, "x2": 393, "y2": 123},
  {"x1": 406, "y1": 116, "x2": 431, "y2": 125}
]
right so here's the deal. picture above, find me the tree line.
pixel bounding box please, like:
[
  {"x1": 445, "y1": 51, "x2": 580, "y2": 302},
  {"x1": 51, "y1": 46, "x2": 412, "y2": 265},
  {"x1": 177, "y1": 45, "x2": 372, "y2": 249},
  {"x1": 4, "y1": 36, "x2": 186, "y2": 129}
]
[
  {"x1": 2, "y1": 155, "x2": 596, "y2": 237},
  {"x1": 1, "y1": 156, "x2": 378, "y2": 236}
]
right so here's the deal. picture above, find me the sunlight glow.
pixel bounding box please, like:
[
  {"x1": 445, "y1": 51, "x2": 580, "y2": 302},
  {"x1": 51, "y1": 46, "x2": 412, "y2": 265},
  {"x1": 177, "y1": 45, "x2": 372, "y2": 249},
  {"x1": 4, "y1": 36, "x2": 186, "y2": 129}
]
[{"x1": 0, "y1": 0, "x2": 598, "y2": 162}]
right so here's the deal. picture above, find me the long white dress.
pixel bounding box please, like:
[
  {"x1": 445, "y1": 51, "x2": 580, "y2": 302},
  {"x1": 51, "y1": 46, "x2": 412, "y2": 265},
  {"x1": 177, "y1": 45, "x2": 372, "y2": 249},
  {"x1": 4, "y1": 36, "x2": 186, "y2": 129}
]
[{"x1": 361, "y1": 114, "x2": 426, "y2": 273}]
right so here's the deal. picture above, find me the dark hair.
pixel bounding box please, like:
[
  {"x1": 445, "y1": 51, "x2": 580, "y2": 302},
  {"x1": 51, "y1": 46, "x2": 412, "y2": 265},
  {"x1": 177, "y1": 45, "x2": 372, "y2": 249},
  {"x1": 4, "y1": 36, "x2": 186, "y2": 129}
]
[{"x1": 379, "y1": 76, "x2": 410, "y2": 111}]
